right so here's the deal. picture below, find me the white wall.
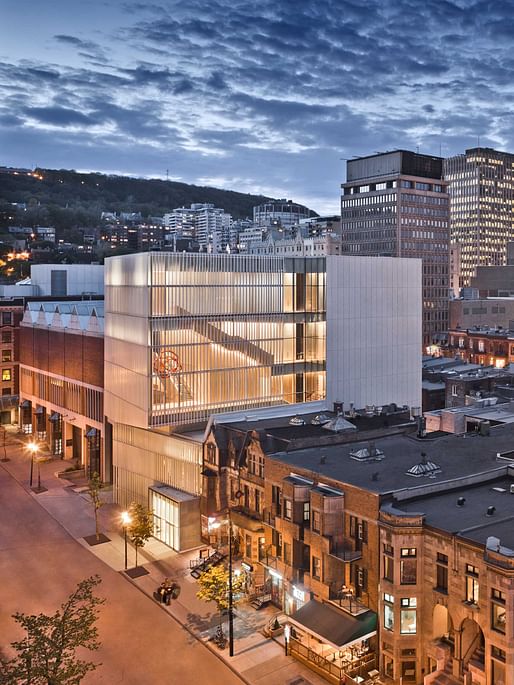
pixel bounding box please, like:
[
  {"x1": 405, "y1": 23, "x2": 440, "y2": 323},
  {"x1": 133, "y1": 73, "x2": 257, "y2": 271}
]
[
  {"x1": 326, "y1": 255, "x2": 422, "y2": 411},
  {"x1": 30, "y1": 264, "x2": 104, "y2": 296}
]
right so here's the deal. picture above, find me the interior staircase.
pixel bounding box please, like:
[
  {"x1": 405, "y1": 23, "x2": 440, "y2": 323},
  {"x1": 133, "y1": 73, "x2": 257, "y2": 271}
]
[{"x1": 429, "y1": 660, "x2": 461, "y2": 685}]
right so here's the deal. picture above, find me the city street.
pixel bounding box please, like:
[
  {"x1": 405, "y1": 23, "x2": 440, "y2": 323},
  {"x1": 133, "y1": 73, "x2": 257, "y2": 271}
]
[{"x1": 0, "y1": 438, "x2": 243, "y2": 685}]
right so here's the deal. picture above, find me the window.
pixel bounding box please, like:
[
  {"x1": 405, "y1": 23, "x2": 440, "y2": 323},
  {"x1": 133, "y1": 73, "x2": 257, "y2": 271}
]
[
  {"x1": 312, "y1": 556, "x2": 321, "y2": 580},
  {"x1": 1, "y1": 331, "x2": 11, "y2": 344},
  {"x1": 255, "y1": 489, "x2": 261, "y2": 514},
  {"x1": 1, "y1": 350, "x2": 11, "y2": 362},
  {"x1": 478, "y1": 340, "x2": 485, "y2": 352},
  {"x1": 2, "y1": 369, "x2": 11, "y2": 382},
  {"x1": 400, "y1": 598, "x2": 417, "y2": 634},
  {"x1": 248, "y1": 451, "x2": 264, "y2": 478},
  {"x1": 357, "y1": 567, "x2": 368, "y2": 591},
  {"x1": 284, "y1": 499, "x2": 292, "y2": 520},
  {"x1": 1, "y1": 312, "x2": 12, "y2": 326},
  {"x1": 303, "y1": 501, "x2": 310, "y2": 522},
  {"x1": 205, "y1": 443, "x2": 216, "y2": 464},
  {"x1": 358, "y1": 521, "x2": 368, "y2": 542},
  {"x1": 436, "y1": 553, "x2": 448, "y2": 593},
  {"x1": 272, "y1": 529, "x2": 282, "y2": 558},
  {"x1": 283, "y1": 541, "x2": 291, "y2": 565},
  {"x1": 2, "y1": 387, "x2": 11, "y2": 396},
  {"x1": 400, "y1": 548, "x2": 417, "y2": 585},
  {"x1": 451, "y1": 384, "x2": 458, "y2": 397},
  {"x1": 271, "y1": 485, "x2": 281, "y2": 516},
  {"x1": 383, "y1": 593, "x2": 394, "y2": 631},
  {"x1": 312, "y1": 510, "x2": 321, "y2": 533},
  {"x1": 491, "y1": 589, "x2": 506, "y2": 633},
  {"x1": 245, "y1": 535, "x2": 252, "y2": 558},
  {"x1": 383, "y1": 544, "x2": 394, "y2": 582},
  {"x1": 465, "y1": 564, "x2": 479, "y2": 604}
]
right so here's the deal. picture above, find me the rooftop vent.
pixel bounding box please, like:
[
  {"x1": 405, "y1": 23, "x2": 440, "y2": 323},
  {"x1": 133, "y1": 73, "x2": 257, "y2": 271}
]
[
  {"x1": 486, "y1": 506, "x2": 496, "y2": 516},
  {"x1": 322, "y1": 415, "x2": 357, "y2": 433},
  {"x1": 350, "y1": 441, "x2": 385, "y2": 462},
  {"x1": 457, "y1": 497, "x2": 466, "y2": 507},
  {"x1": 311, "y1": 413, "x2": 331, "y2": 426},
  {"x1": 289, "y1": 415, "x2": 306, "y2": 426},
  {"x1": 406, "y1": 452, "x2": 441, "y2": 478}
]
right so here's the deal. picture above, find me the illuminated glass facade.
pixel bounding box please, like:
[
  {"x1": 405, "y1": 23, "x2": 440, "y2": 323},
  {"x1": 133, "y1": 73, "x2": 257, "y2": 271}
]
[
  {"x1": 341, "y1": 151, "x2": 450, "y2": 348},
  {"x1": 105, "y1": 253, "x2": 326, "y2": 428},
  {"x1": 444, "y1": 147, "x2": 514, "y2": 286}
]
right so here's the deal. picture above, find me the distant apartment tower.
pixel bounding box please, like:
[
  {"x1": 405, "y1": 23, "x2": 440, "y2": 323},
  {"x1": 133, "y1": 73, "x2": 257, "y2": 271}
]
[
  {"x1": 253, "y1": 199, "x2": 314, "y2": 227},
  {"x1": 341, "y1": 150, "x2": 450, "y2": 348},
  {"x1": 163, "y1": 204, "x2": 232, "y2": 252},
  {"x1": 444, "y1": 147, "x2": 514, "y2": 287}
]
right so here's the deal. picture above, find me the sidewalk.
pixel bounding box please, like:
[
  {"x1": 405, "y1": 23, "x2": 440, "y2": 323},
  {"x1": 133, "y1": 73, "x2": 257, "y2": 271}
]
[{"x1": 1, "y1": 433, "x2": 327, "y2": 685}]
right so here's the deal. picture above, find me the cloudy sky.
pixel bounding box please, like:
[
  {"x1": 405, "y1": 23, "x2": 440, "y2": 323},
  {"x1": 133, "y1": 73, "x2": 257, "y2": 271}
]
[{"x1": 1, "y1": 0, "x2": 514, "y2": 213}]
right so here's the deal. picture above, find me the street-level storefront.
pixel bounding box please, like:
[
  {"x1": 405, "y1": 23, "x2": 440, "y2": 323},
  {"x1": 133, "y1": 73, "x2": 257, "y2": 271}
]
[{"x1": 286, "y1": 600, "x2": 377, "y2": 685}]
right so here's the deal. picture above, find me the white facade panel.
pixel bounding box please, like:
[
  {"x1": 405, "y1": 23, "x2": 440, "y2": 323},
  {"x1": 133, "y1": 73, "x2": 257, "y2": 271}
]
[{"x1": 326, "y1": 255, "x2": 421, "y2": 411}]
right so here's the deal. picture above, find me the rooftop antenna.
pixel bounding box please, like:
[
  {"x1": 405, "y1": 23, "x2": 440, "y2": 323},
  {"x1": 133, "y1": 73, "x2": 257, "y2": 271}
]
[{"x1": 166, "y1": 169, "x2": 169, "y2": 181}]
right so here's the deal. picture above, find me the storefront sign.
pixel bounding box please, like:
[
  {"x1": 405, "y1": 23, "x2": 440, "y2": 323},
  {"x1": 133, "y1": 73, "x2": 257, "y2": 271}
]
[{"x1": 292, "y1": 586, "x2": 305, "y2": 602}]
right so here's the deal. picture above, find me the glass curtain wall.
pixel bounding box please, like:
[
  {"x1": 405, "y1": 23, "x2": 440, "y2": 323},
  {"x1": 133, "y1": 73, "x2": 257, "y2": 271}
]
[{"x1": 149, "y1": 254, "x2": 326, "y2": 426}]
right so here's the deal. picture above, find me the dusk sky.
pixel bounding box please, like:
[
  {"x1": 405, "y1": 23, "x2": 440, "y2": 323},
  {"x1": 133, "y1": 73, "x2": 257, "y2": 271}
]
[{"x1": 1, "y1": 0, "x2": 514, "y2": 213}]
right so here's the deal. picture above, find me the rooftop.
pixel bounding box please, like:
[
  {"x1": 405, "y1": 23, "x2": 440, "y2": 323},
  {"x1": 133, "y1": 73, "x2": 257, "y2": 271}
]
[
  {"x1": 269, "y1": 422, "x2": 514, "y2": 497},
  {"x1": 393, "y1": 475, "x2": 514, "y2": 551}
]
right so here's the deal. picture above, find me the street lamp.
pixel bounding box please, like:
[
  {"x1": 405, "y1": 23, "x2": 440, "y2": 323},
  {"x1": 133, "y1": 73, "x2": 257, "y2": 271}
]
[
  {"x1": 121, "y1": 511, "x2": 131, "y2": 571},
  {"x1": 27, "y1": 441, "x2": 38, "y2": 488},
  {"x1": 227, "y1": 489, "x2": 243, "y2": 658}
]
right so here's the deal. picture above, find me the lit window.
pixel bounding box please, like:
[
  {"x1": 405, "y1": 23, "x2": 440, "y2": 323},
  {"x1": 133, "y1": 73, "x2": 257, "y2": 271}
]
[
  {"x1": 491, "y1": 589, "x2": 506, "y2": 633},
  {"x1": 2, "y1": 369, "x2": 11, "y2": 382},
  {"x1": 312, "y1": 510, "x2": 321, "y2": 533},
  {"x1": 383, "y1": 593, "x2": 394, "y2": 631},
  {"x1": 303, "y1": 501, "x2": 310, "y2": 522},
  {"x1": 312, "y1": 556, "x2": 321, "y2": 579},
  {"x1": 465, "y1": 564, "x2": 479, "y2": 604},
  {"x1": 400, "y1": 598, "x2": 417, "y2": 634}
]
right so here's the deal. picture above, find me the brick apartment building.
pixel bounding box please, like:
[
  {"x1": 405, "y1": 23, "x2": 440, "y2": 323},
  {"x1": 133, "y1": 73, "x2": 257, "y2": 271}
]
[
  {"x1": 202, "y1": 405, "x2": 514, "y2": 685},
  {"x1": 0, "y1": 298, "x2": 24, "y2": 424}
]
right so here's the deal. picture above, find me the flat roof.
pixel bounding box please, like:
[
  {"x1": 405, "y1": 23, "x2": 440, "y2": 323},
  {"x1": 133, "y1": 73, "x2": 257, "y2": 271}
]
[
  {"x1": 270, "y1": 423, "x2": 514, "y2": 496},
  {"x1": 394, "y1": 475, "x2": 514, "y2": 549}
]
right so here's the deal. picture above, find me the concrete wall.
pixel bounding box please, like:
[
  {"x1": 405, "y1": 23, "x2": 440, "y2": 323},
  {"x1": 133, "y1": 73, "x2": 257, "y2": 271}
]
[
  {"x1": 326, "y1": 256, "x2": 422, "y2": 411},
  {"x1": 30, "y1": 264, "x2": 104, "y2": 296}
]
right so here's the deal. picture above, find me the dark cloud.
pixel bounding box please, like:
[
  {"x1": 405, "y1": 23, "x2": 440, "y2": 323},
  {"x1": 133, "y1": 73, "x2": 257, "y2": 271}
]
[
  {"x1": 23, "y1": 106, "x2": 95, "y2": 127},
  {"x1": 3, "y1": 0, "x2": 514, "y2": 211}
]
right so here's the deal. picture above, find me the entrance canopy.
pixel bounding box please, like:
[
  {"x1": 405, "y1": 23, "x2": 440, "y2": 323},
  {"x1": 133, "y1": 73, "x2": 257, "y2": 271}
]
[{"x1": 289, "y1": 600, "x2": 377, "y2": 649}]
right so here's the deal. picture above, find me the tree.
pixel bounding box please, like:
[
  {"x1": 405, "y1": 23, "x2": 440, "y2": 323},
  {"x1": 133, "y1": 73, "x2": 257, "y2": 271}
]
[
  {"x1": 87, "y1": 472, "x2": 104, "y2": 542},
  {"x1": 196, "y1": 565, "x2": 246, "y2": 636},
  {"x1": 127, "y1": 502, "x2": 154, "y2": 568},
  {"x1": 0, "y1": 575, "x2": 105, "y2": 685}
]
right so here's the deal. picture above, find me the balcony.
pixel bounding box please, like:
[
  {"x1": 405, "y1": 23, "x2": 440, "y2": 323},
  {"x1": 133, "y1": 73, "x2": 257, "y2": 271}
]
[
  {"x1": 329, "y1": 540, "x2": 362, "y2": 564},
  {"x1": 328, "y1": 589, "x2": 370, "y2": 617}
]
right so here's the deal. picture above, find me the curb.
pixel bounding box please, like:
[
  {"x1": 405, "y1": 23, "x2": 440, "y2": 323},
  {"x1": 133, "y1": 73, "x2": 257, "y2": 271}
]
[{"x1": 120, "y1": 570, "x2": 251, "y2": 685}]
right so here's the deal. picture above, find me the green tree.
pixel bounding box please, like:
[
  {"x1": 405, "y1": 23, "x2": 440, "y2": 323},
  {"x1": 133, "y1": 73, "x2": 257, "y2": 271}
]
[
  {"x1": 127, "y1": 502, "x2": 154, "y2": 568},
  {"x1": 196, "y1": 565, "x2": 246, "y2": 635},
  {"x1": 0, "y1": 575, "x2": 105, "y2": 685},
  {"x1": 87, "y1": 472, "x2": 104, "y2": 542}
]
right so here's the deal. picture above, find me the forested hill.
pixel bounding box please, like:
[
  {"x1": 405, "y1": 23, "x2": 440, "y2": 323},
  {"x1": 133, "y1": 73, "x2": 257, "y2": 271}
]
[{"x1": 0, "y1": 167, "x2": 277, "y2": 230}]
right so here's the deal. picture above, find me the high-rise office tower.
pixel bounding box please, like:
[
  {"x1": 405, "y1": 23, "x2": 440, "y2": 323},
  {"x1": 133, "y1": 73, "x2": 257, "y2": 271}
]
[
  {"x1": 341, "y1": 150, "x2": 450, "y2": 348},
  {"x1": 444, "y1": 147, "x2": 514, "y2": 287}
]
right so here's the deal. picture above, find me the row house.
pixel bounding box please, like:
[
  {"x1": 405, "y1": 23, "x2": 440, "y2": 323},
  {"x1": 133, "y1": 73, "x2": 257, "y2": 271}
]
[
  {"x1": 203, "y1": 406, "x2": 514, "y2": 685},
  {"x1": 446, "y1": 329, "x2": 513, "y2": 368}
]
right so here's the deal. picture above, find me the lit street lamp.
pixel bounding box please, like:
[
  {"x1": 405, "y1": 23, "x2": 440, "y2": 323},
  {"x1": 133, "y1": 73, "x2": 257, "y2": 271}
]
[
  {"x1": 27, "y1": 441, "x2": 38, "y2": 488},
  {"x1": 121, "y1": 511, "x2": 131, "y2": 571}
]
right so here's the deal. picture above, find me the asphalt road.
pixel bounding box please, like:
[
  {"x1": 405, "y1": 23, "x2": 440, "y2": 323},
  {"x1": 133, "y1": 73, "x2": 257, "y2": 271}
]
[{"x1": 0, "y1": 454, "x2": 243, "y2": 684}]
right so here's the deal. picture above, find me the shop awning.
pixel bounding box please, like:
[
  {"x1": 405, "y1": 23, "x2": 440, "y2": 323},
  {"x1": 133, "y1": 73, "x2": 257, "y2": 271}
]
[{"x1": 289, "y1": 600, "x2": 377, "y2": 649}]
